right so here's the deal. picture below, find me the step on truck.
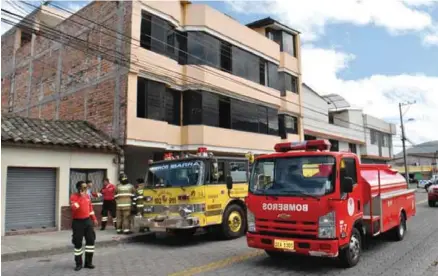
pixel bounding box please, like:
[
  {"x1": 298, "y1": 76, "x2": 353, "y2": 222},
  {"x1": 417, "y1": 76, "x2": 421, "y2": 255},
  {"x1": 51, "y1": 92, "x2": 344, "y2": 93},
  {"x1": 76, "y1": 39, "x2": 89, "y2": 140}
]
[
  {"x1": 230, "y1": 140, "x2": 416, "y2": 268},
  {"x1": 134, "y1": 147, "x2": 253, "y2": 239}
]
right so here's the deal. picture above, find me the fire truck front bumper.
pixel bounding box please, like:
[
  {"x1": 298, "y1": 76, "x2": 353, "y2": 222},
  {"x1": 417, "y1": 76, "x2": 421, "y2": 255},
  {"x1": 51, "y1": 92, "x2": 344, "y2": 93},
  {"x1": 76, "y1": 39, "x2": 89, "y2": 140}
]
[
  {"x1": 247, "y1": 232, "x2": 339, "y2": 258},
  {"x1": 134, "y1": 215, "x2": 200, "y2": 231},
  {"x1": 428, "y1": 193, "x2": 438, "y2": 201}
]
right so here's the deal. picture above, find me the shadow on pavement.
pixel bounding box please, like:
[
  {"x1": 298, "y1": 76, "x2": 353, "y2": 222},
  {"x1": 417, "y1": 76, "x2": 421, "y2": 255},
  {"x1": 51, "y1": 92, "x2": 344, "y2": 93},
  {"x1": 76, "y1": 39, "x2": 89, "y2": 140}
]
[{"x1": 129, "y1": 230, "x2": 221, "y2": 247}]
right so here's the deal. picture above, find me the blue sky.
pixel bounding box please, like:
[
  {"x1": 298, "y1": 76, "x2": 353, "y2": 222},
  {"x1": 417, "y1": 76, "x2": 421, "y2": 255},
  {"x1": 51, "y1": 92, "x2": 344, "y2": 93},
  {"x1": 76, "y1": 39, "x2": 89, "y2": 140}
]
[{"x1": 2, "y1": 0, "x2": 437, "y2": 151}]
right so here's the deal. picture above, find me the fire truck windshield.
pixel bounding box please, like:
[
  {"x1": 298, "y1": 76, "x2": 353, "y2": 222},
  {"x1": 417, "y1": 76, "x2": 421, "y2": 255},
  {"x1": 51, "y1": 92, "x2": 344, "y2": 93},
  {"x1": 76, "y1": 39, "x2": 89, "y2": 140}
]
[
  {"x1": 249, "y1": 156, "x2": 336, "y2": 197},
  {"x1": 146, "y1": 159, "x2": 205, "y2": 188}
]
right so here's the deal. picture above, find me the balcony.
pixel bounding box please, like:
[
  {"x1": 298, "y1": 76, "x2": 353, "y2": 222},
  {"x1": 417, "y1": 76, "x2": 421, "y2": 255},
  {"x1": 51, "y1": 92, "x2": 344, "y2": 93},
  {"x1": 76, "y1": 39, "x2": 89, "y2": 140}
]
[
  {"x1": 280, "y1": 52, "x2": 300, "y2": 74},
  {"x1": 303, "y1": 118, "x2": 365, "y2": 144}
]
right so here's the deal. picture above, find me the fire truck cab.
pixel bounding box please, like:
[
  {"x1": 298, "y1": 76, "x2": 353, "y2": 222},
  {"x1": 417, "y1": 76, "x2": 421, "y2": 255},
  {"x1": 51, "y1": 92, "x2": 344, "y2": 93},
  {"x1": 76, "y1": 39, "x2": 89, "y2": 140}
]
[
  {"x1": 134, "y1": 147, "x2": 253, "y2": 239},
  {"x1": 428, "y1": 183, "x2": 438, "y2": 207},
  {"x1": 236, "y1": 140, "x2": 416, "y2": 268}
]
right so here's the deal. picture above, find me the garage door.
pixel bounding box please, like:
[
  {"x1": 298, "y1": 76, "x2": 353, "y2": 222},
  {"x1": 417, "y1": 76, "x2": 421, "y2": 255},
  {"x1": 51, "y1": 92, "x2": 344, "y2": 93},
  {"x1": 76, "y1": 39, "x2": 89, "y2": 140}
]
[{"x1": 5, "y1": 167, "x2": 56, "y2": 231}]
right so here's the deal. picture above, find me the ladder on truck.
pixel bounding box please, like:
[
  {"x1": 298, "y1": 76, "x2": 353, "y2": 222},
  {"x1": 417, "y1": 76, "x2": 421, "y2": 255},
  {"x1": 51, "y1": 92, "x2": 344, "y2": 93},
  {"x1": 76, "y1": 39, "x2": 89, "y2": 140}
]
[{"x1": 362, "y1": 166, "x2": 384, "y2": 237}]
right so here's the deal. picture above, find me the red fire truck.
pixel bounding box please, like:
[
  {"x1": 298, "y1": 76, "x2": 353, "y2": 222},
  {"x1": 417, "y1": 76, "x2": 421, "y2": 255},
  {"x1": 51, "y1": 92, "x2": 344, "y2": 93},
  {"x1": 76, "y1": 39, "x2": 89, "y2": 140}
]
[
  {"x1": 428, "y1": 183, "x2": 438, "y2": 207},
  {"x1": 228, "y1": 140, "x2": 416, "y2": 268}
]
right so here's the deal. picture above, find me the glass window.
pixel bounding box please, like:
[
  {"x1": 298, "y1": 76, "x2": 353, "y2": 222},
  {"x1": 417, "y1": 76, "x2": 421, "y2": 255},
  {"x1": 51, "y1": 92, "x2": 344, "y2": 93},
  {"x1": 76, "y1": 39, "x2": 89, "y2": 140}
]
[
  {"x1": 230, "y1": 161, "x2": 248, "y2": 183},
  {"x1": 70, "y1": 169, "x2": 107, "y2": 204},
  {"x1": 146, "y1": 80, "x2": 165, "y2": 121},
  {"x1": 232, "y1": 46, "x2": 260, "y2": 84},
  {"x1": 282, "y1": 32, "x2": 296, "y2": 57},
  {"x1": 249, "y1": 156, "x2": 336, "y2": 196},
  {"x1": 258, "y1": 106, "x2": 268, "y2": 134},
  {"x1": 349, "y1": 143, "x2": 357, "y2": 153},
  {"x1": 267, "y1": 62, "x2": 279, "y2": 90},
  {"x1": 202, "y1": 92, "x2": 219, "y2": 127},
  {"x1": 187, "y1": 32, "x2": 221, "y2": 68},
  {"x1": 164, "y1": 88, "x2": 181, "y2": 126},
  {"x1": 147, "y1": 160, "x2": 205, "y2": 187},
  {"x1": 285, "y1": 115, "x2": 298, "y2": 134},
  {"x1": 284, "y1": 73, "x2": 298, "y2": 93},
  {"x1": 370, "y1": 129, "x2": 377, "y2": 145},
  {"x1": 209, "y1": 160, "x2": 225, "y2": 184},
  {"x1": 267, "y1": 107, "x2": 279, "y2": 136},
  {"x1": 183, "y1": 90, "x2": 202, "y2": 125},
  {"x1": 340, "y1": 158, "x2": 357, "y2": 184},
  {"x1": 140, "y1": 11, "x2": 177, "y2": 61},
  {"x1": 329, "y1": 139, "x2": 339, "y2": 152},
  {"x1": 231, "y1": 99, "x2": 258, "y2": 133}
]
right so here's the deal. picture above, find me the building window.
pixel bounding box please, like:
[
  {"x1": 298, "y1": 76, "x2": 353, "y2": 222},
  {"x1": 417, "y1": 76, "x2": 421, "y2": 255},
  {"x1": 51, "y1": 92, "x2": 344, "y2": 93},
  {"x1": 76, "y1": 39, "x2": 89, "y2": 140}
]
[
  {"x1": 232, "y1": 46, "x2": 261, "y2": 84},
  {"x1": 370, "y1": 129, "x2": 378, "y2": 145},
  {"x1": 279, "y1": 114, "x2": 299, "y2": 139},
  {"x1": 182, "y1": 90, "x2": 278, "y2": 136},
  {"x1": 266, "y1": 28, "x2": 297, "y2": 57},
  {"x1": 186, "y1": 32, "x2": 221, "y2": 68},
  {"x1": 137, "y1": 77, "x2": 181, "y2": 125},
  {"x1": 220, "y1": 41, "x2": 232, "y2": 72},
  {"x1": 140, "y1": 11, "x2": 178, "y2": 61},
  {"x1": 282, "y1": 32, "x2": 297, "y2": 57},
  {"x1": 329, "y1": 139, "x2": 339, "y2": 152},
  {"x1": 283, "y1": 72, "x2": 298, "y2": 94},
  {"x1": 304, "y1": 135, "x2": 317, "y2": 140},
  {"x1": 382, "y1": 134, "x2": 389, "y2": 147},
  {"x1": 349, "y1": 143, "x2": 357, "y2": 153},
  {"x1": 70, "y1": 169, "x2": 107, "y2": 203},
  {"x1": 266, "y1": 62, "x2": 279, "y2": 90},
  {"x1": 329, "y1": 114, "x2": 334, "y2": 124}
]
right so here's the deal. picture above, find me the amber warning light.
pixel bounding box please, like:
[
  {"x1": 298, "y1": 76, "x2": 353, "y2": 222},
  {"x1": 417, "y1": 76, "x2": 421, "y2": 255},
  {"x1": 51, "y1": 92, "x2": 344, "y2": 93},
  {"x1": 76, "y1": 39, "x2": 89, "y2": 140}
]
[{"x1": 274, "y1": 140, "x2": 331, "y2": 152}]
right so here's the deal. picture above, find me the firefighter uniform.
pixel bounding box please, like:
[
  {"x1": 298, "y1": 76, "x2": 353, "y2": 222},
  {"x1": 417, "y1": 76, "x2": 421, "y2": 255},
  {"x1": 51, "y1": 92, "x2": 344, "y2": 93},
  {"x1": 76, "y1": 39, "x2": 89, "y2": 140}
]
[
  {"x1": 135, "y1": 180, "x2": 146, "y2": 232},
  {"x1": 70, "y1": 181, "x2": 97, "y2": 271},
  {"x1": 100, "y1": 182, "x2": 116, "y2": 230},
  {"x1": 115, "y1": 174, "x2": 136, "y2": 234}
]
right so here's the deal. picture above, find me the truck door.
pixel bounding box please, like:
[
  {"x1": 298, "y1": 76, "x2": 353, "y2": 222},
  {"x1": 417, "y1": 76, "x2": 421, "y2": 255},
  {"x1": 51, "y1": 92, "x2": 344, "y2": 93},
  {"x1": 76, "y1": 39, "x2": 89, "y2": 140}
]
[{"x1": 340, "y1": 157, "x2": 363, "y2": 233}]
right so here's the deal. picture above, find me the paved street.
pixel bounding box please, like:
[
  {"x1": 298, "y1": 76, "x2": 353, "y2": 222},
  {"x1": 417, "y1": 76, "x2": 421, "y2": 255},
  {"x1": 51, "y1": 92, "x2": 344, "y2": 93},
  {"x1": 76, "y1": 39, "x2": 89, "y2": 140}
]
[{"x1": 2, "y1": 191, "x2": 437, "y2": 276}]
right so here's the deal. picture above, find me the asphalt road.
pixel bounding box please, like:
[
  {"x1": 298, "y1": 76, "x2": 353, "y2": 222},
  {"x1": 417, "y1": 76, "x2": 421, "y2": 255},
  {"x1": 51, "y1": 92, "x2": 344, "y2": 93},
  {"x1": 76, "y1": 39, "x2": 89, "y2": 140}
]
[{"x1": 2, "y1": 191, "x2": 437, "y2": 276}]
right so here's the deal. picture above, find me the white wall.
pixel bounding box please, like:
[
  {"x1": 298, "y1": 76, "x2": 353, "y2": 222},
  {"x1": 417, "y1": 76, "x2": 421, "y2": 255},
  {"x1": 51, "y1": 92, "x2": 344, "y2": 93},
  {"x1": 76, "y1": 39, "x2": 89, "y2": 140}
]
[{"x1": 1, "y1": 146, "x2": 118, "y2": 236}]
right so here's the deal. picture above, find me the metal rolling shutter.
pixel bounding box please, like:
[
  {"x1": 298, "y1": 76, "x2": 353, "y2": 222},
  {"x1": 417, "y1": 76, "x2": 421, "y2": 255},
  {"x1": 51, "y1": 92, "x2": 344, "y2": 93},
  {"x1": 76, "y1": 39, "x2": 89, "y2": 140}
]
[{"x1": 5, "y1": 167, "x2": 56, "y2": 231}]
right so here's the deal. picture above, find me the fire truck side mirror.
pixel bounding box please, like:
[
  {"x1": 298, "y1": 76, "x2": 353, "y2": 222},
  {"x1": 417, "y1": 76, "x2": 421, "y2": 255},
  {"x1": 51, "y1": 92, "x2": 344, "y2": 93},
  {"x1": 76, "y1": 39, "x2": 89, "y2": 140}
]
[
  {"x1": 226, "y1": 175, "x2": 233, "y2": 190},
  {"x1": 341, "y1": 177, "x2": 354, "y2": 193}
]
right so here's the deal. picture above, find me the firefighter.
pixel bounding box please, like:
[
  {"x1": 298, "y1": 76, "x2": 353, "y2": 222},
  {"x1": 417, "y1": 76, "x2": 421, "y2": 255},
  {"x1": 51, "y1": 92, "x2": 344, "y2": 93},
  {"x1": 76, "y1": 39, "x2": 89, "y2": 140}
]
[
  {"x1": 99, "y1": 178, "x2": 116, "y2": 230},
  {"x1": 70, "y1": 180, "x2": 98, "y2": 271},
  {"x1": 115, "y1": 173, "x2": 136, "y2": 234},
  {"x1": 135, "y1": 178, "x2": 146, "y2": 232}
]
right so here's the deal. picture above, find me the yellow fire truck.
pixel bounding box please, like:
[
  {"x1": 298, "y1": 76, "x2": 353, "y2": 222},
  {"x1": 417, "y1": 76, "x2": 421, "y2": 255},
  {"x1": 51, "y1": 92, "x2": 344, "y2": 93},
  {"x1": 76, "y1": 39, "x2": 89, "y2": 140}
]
[{"x1": 134, "y1": 147, "x2": 253, "y2": 239}]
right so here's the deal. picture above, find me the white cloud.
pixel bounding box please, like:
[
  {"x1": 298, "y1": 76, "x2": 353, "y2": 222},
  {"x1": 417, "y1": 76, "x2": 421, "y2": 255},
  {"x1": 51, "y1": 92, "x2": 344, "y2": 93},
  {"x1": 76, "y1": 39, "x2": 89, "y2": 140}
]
[
  {"x1": 423, "y1": 25, "x2": 438, "y2": 46},
  {"x1": 301, "y1": 45, "x2": 438, "y2": 146},
  {"x1": 227, "y1": 0, "x2": 434, "y2": 42}
]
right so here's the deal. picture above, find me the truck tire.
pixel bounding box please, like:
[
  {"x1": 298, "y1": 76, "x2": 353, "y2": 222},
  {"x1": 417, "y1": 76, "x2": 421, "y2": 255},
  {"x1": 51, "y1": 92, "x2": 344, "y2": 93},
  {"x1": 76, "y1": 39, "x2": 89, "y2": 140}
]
[
  {"x1": 429, "y1": 200, "x2": 436, "y2": 207},
  {"x1": 391, "y1": 213, "x2": 407, "y2": 241},
  {"x1": 218, "y1": 204, "x2": 246, "y2": 240},
  {"x1": 339, "y1": 228, "x2": 361, "y2": 268}
]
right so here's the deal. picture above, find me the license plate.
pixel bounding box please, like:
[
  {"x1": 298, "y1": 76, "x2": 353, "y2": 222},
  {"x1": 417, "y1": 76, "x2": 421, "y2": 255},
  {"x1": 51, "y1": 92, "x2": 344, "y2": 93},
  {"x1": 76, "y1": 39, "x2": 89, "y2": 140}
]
[{"x1": 274, "y1": 239, "x2": 294, "y2": 250}]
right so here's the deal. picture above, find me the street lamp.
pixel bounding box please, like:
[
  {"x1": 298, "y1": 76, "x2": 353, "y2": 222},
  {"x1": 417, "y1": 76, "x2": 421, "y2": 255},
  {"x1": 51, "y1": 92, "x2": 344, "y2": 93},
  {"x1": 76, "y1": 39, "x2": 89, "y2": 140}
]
[{"x1": 398, "y1": 101, "x2": 415, "y2": 187}]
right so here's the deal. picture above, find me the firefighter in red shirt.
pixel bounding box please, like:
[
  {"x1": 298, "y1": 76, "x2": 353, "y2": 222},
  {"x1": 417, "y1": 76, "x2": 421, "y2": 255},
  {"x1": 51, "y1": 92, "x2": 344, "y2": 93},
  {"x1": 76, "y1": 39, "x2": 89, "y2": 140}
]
[
  {"x1": 70, "y1": 180, "x2": 98, "y2": 271},
  {"x1": 99, "y1": 178, "x2": 116, "y2": 230}
]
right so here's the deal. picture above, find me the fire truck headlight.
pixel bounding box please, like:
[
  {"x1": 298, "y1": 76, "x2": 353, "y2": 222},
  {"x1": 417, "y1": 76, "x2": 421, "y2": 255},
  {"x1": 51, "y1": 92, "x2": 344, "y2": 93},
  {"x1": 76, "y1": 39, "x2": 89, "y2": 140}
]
[
  {"x1": 247, "y1": 209, "x2": 256, "y2": 232},
  {"x1": 179, "y1": 207, "x2": 193, "y2": 217},
  {"x1": 318, "y1": 211, "x2": 335, "y2": 239},
  {"x1": 144, "y1": 205, "x2": 154, "y2": 213}
]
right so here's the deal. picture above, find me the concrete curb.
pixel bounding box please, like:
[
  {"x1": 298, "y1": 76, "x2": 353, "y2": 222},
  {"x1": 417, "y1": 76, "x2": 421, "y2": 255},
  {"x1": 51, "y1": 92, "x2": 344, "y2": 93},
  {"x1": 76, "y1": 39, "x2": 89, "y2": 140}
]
[{"x1": 1, "y1": 233, "x2": 151, "y2": 262}]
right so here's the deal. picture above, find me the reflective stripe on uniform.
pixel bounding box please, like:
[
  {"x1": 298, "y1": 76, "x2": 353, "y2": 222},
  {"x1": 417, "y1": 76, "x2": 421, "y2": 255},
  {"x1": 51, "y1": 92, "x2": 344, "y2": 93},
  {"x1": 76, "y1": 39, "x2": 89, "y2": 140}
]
[
  {"x1": 115, "y1": 193, "x2": 135, "y2": 197},
  {"x1": 136, "y1": 196, "x2": 144, "y2": 199},
  {"x1": 137, "y1": 190, "x2": 144, "y2": 194},
  {"x1": 102, "y1": 216, "x2": 108, "y2": 222},
  {"x1": 90, "y1": 211, "x2": 95, "y2": 215},
  {"x1": 113, "y1": 218, "x2": 117, "y2": 222},
  {"x1": 116, "y1": 229, "x2": 122, "y2": 233},
  {"x1": 74, "y1": 248, "x2": 83, "y2": 256},
  {"x1": 123, "y1": 229, "x2": 130, "y2": 233},
  {"x1": 73, "y1": 202, "x2": 80, "y2": 208},
  {"x1": 117, "y1": 203, "x2": 131, "y2": 207},
  {"x1": 85, "y1": 245, "x2": 95, "y2": 253},
  {"x1": 132, "y1": 202, "x2": 136, "y2": 205},
  {"x1": 137, "y1": 204, "x2": 144, "y2": 208}
]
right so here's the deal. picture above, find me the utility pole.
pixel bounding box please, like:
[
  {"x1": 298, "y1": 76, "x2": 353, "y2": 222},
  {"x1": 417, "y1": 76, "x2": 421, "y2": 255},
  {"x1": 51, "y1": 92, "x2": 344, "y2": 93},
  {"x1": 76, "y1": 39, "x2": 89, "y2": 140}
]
[{"x1": 399, "y1": 101, "x2": 415, "y2": 187}]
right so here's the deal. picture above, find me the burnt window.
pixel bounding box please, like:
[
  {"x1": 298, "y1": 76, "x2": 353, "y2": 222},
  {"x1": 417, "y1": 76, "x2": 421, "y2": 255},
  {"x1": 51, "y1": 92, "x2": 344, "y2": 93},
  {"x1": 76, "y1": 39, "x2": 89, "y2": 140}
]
[
  {"x1": 140, "y1": 11, "x2": 178, "y2": 61},
  {"x1": 136, "y1": 77, "x2": 180, "y2": 125}
]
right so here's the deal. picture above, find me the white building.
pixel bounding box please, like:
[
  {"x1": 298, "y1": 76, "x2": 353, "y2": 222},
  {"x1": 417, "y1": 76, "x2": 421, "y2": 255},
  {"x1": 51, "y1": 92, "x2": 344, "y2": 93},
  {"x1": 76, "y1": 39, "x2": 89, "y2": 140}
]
[
  {"x1": 1, "y1": 115, "x2": 120, "y2": 236},
  {"x1": 302, "y1": 83, "x2": 396, "y2": 163}
]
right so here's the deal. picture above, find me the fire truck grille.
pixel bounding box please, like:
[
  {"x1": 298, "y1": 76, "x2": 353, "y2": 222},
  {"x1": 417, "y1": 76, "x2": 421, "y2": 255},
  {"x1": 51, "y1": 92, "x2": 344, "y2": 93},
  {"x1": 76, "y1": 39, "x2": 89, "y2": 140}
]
[{"x1": 255, "y1": 218, "x2": 318, "y2": 239}]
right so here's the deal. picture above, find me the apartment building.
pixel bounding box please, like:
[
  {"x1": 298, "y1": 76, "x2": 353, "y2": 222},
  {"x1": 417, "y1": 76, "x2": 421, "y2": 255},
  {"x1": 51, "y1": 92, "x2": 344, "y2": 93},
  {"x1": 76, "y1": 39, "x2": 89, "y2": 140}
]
[
  {"x1": 302, "y1": 84, "x2": 396, "y2": 163},
  {"x1": 1, "y1": 2, "x2": 302, "y2": 183}
]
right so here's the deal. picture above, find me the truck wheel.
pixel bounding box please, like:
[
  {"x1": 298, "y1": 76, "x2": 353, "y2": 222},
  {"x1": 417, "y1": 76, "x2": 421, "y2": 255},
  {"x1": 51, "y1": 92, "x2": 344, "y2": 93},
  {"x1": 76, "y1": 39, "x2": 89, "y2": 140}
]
[
  {"x1": 339, "y1": 228, "x2": 361, "y2": 268},
  {"x1": 429, "y1": 200, "x2": 436, "y2": 207},
  {"x1": 219, "y1": 204, "x2": 246, "y2": 240},
  {"x1": 392, "y1": 213, "x2": 407, "y2": 241}
]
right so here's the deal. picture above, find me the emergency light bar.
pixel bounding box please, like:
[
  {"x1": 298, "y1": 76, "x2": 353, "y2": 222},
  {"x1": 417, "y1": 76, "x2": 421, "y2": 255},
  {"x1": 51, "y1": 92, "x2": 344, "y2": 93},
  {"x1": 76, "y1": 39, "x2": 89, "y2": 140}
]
[
  {"x1": 197, "y1": 147, "x2": 208, "y2": 157},
  {"x1": 274, "y1": 140, "x2": 331, "y2": 152}
]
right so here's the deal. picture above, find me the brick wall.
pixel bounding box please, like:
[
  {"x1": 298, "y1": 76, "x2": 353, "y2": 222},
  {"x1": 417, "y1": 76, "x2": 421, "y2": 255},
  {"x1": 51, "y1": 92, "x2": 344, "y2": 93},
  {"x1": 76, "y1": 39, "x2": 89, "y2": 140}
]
[{"x1": 1, "y1": 1, "x2": 133, "y2": 143}]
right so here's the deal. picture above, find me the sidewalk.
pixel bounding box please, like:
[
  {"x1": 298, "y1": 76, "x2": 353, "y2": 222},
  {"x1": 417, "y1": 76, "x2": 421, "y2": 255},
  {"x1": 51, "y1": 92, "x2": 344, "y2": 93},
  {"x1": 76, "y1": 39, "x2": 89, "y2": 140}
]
[{"x1": 1, "y1": 228, "x2": 149, "y2": 262}]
